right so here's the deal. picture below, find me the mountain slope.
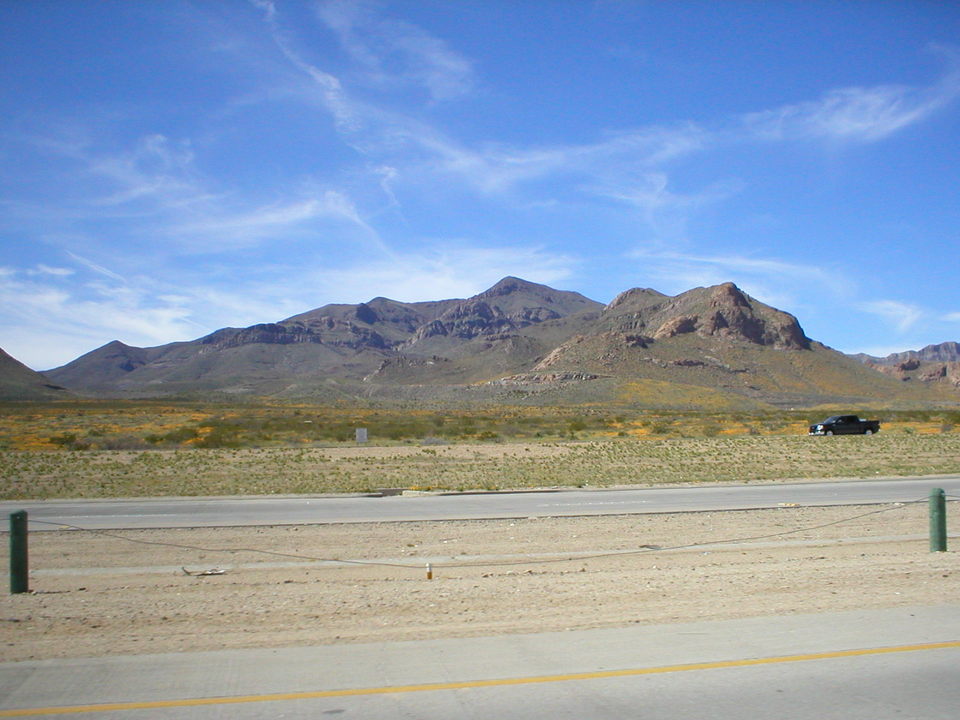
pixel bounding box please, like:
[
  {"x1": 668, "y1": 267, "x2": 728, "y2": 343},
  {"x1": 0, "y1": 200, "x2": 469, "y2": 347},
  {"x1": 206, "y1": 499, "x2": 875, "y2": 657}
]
[
  {"x1": 0, "y1": 348, "x2": 71, "y2": 400},
  {"x1": 369, "y1": 277, "x2": 604, "y2": 383},
  {"x1": 528, "y1": 283, "x2": 939, "y2": 407}
]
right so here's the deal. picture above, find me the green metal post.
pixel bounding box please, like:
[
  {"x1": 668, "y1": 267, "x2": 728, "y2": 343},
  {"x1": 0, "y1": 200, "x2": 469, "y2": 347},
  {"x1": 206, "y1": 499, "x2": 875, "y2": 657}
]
[
  {"x1": 10, "y1": 511, "x2": 28, "y2": 594},
  {"x1": 929, "y1": 488, "x2": 947, "y2": 553}
]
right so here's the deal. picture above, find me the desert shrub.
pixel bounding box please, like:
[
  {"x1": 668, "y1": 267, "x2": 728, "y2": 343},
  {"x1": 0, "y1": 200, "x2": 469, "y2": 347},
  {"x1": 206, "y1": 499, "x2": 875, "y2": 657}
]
[
  {"x1": 48, "y1": 433, "x2": 78, "y2": 447},
  {"x1": 99, "y1": 435, "x2": 151, "y2": 450},
  {"x1": 193, "y1": 427, "x2": 243, "y2": 448},
  {"x1": 701, "y1": 423, "x2": 720, "y2": 437},
  {"x1": 146, "y1": 426, "x2": 200, "y2": 445}
]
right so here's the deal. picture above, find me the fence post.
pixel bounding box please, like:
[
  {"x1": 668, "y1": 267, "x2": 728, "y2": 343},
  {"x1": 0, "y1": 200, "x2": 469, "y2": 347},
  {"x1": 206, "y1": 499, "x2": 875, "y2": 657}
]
[
  {"x1": 929, "y1": 488, "x2": 947, "y2": 552},
  {"x1": 10, "y1": 511, "x2": 28, "y2": 594}
]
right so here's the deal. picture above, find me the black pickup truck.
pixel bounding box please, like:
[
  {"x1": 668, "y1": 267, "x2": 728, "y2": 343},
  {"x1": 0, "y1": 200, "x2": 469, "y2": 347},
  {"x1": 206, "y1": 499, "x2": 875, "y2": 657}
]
[{"x1": 808, "y1": 415, "x2": 881, "y2": 436}]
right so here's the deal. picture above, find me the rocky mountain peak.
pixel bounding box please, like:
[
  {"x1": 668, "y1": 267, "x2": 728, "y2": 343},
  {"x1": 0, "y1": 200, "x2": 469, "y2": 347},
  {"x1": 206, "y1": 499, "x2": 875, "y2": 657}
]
[
  {"x1": 405, "y1": 277, "x2": 603, "y2": 346},
  {"x1": 605, "y1": 287, "x2": 668, "y2": 313},
  {"x1": 613, "y1": 283, "x2": 810, "y2": 350},
  {"x1": 479, "y1": 276, "x2": 540, "y2": 298},
  {"x1": 709, "y1": 282, "x2": 750, "y2": 309}
]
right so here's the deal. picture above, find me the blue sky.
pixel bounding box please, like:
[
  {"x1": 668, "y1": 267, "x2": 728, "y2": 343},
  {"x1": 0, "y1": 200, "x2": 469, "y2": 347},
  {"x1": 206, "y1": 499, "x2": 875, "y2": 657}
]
[{"x1": 2, "y1": 1, "x2": 959, "y2": 370}]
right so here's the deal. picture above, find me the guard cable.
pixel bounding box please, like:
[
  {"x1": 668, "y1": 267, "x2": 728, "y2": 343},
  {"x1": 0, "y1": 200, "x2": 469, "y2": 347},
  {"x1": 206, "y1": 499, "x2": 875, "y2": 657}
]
[{"x1": 26, "y1": 497, "x2": 945, "y2": 572}]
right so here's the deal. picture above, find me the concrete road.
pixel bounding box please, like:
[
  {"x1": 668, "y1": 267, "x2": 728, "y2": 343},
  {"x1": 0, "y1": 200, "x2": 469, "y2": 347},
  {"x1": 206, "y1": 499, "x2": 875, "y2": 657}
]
[
  {"x1": 1, "y1": 606, "x2": 958, "y2": 718},
  {"x1": 2, "y1": 475, "x2": 959, "y2": 530}
]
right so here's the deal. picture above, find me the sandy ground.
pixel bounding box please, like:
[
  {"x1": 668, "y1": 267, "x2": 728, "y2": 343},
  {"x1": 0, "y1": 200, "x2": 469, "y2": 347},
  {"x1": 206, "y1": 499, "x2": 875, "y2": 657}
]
[{"x1": 1, "y1": 503, "x2": 957, "y2": 662}]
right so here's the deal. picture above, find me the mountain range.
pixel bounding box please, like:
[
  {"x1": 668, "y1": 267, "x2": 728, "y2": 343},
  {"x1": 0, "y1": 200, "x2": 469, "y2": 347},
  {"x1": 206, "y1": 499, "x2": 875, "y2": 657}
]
[
  {"x1": 854, "y1": 342, "x2": 960, "y2": 390},
  {"x1": 4, "y1": 277, "x2": 959, "y2": 409}
]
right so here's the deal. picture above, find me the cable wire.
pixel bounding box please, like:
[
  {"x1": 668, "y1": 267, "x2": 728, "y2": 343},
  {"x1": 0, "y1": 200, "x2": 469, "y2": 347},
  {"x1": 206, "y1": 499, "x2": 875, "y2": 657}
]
[
  {"x1": 27, "y1": 497, "x2": 942, "y2": 572},
  {"x1": 28, "y1": 519, "x2": 415, "y2": 569},
  {"x1": 440, "y1": 500, "x2": 928, "y2": 568}
]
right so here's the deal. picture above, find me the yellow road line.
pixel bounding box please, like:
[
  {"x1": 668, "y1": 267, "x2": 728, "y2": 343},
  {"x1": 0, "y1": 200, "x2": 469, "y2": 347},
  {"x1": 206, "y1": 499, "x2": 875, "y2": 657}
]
[{"x1": 2, "y1": 640, "x2": 959, "y2": 717}]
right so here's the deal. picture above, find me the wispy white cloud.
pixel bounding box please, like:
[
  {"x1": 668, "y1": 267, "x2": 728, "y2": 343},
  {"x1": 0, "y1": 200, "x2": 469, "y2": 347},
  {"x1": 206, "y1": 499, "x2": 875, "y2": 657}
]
[
  {"x1": 253, "y1": 2, "x2": 707, "y2": 200},
  {"x1": 252, "y1": 0, "x2": 363, "y2": 133},
  {"x1": 374, "y1": 165, "x2": 401, "y2": 209},
  {"x1": 741, "y1": 58, "x2": 960, "y2": 144},
  {"x1": 88, "y1": 134, "x2": 204, "y2": 207},
  {"x1": 316, "y1": 0, "x2": 475, "y2": 102},
  {"x1": 595, "y1": 124, "x2": 708, "y2": 166},
  {"x1": 629, "y1": 249, "x2": 845, "y2": 290},
  {"x1": 350, "y1": 119, "x2": 708, "y2": 202},
  {"x1": 172, "y1": 192, "x2": 354, "y2": 241},
  {"x1": 942, "y1": 311, "x2": 960, "y2": 323},
  {"x1": 591, "y1": 172, "x2": 741, "y2": 241},
  {"x1": 624, "y1": 248, "x2": 852, "y2": 319},
  {"x1": 26, "y1": 123, "x2": 394, "y2": 255},
  {"x1": 30, "y1": 264, "x2": 74, "y2": 277},
  {"x1": 0, "y1": 267, "x2": 198, "y2": 368},
  {"x1": 860, "y1": 299, "x2": 925, "y2": 333},
  {"x1": 66, "y1": 251, "x2": 126, "y2": 282},
  {"x1": 10, "y1": 128, "x2": 214, "y2": 223},
  {"x1": 171, "y1": 188, "x2": 398, "y2": 258},
  {"x1": 250, "y1": 0, "x2": 951, "y2": 242},
  {"x1": 293, "y1": 244, "x2": 576, "y2": 306}
]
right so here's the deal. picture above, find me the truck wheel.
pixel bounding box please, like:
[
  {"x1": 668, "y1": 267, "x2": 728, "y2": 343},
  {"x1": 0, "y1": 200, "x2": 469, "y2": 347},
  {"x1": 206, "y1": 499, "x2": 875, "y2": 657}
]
[
  {"x1": 864, "y1": 429, "x2": 873, "y2": 435},
  {"x1": 825, "y1": 430, "x2": 834, "y2": 436}
]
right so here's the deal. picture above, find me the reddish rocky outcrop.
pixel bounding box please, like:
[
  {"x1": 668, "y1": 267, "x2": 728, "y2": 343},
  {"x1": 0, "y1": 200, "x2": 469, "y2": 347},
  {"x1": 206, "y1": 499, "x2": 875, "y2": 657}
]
[{"x1": 648, "y1": 284, "x2": 809, "y2": 349}]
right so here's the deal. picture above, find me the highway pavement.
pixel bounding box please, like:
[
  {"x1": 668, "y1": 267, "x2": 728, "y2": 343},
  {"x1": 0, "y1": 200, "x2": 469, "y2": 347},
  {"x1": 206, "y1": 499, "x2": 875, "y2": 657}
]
[
  {"x1": 2, "y1": 475, "x2": 959, "y2": 530},
  {"x1": 1, "y1": 606, "x2": 958, "y2": 718}
]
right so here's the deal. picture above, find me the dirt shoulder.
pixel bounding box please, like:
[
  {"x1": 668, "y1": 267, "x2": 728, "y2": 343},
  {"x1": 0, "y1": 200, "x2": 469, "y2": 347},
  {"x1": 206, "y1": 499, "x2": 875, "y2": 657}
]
[{"x1": 1, "y1": 504, "x2": 957, "y2": 662}]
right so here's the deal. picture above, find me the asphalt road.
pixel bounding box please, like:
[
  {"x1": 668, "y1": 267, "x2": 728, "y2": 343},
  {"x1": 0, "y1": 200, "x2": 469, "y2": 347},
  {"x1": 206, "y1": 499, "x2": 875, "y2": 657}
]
[
  {"x1": 2, "y1": 606, "x2": 958, "y2": 718},
  {"x1": 3, "y1": 475, "x2": 959, "y2": 530}
]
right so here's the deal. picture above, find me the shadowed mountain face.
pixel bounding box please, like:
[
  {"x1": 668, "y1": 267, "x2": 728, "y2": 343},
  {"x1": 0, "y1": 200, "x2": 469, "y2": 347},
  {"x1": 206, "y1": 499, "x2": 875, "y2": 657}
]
[
  {"x1": 37, "y1": 278, "x2": 957, "y2": 408},
  {"x1": 0, "y1": 348, "x2": 71, "y2": 400}
]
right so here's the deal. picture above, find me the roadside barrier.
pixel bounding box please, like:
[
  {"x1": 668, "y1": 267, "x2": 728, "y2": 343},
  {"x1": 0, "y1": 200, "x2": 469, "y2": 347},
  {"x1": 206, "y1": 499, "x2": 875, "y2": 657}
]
[{"x1": 9, "y1": 495, "x2": 955, "y2": 589}]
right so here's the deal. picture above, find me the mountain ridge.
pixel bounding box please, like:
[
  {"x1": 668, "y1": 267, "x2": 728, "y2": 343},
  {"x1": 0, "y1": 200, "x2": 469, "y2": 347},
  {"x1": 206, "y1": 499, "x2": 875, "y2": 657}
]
[
  {"x1": 22, "y1": 277, "x2": 960, "y2": 408},
  {"x1": 855, "y1": 342, "x2": 960, "y2": 391}
]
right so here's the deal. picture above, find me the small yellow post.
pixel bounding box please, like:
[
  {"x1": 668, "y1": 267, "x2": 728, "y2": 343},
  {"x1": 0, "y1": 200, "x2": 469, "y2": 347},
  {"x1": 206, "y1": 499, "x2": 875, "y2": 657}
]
[{"x1": 426, "y1": 563, "x2": 433, "y2": 580}]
